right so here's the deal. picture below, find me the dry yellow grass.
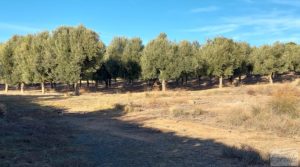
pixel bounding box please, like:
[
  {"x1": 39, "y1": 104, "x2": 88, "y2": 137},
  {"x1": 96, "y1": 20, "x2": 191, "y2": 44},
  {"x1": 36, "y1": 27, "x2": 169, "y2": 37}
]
[{"x1": 1, "y1": 82, "x2": 300, "y2": 166}]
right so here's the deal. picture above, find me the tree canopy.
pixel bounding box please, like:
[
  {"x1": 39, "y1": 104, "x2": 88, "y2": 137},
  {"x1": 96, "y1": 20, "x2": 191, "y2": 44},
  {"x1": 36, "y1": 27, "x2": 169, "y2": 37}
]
[{"x1": 0, "y1": 25, "x2": 299, "y2": 94}]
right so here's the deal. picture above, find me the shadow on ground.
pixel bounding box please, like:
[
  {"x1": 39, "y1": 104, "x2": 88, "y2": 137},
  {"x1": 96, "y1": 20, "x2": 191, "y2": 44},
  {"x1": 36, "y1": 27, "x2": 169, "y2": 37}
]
[{"x1": 0, "y1": 94, "x2": 273, "y2": 167}]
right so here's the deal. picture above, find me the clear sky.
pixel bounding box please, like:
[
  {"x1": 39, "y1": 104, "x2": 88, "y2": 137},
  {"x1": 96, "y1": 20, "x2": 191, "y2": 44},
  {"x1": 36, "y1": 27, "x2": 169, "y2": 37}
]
[{"x1": 0, "y1": 0, "x2": 299, "y2": 45}]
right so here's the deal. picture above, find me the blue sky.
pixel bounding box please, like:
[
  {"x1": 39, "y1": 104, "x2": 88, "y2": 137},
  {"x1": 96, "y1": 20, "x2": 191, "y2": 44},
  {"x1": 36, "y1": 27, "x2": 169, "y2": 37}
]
[{"x1": 0, "y1": 0, "x2": 300, "y2": 45}]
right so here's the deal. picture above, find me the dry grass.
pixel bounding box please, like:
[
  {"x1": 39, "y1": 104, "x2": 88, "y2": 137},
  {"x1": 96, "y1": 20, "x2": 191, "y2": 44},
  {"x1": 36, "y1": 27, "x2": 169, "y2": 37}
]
[
  {"x1": 1, "y1": 82, "x2": 300, "y2": 166},
  {"x1": 168, "y1": 105, "x2": 208, "y2": 119},
  {"x1": 227, "y1": 85, "x2": 300, "y2": 136}
]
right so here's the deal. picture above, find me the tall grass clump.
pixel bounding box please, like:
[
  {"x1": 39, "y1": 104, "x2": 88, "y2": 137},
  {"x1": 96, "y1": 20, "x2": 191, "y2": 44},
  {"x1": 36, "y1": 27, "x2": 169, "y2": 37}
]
[{"x1": 269, "y1": 85, "x2": 300, "y2": 118}]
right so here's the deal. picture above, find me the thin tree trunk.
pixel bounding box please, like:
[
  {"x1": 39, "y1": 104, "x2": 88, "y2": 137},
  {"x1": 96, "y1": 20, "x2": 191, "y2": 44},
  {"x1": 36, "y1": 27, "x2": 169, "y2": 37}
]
[
  {"x1": 74, "y1": 82, "x2": 80, "y2": 96},
  {"x1": 269, "y1": 73, "x2": 273, "y2": 84},
  {"x1": 5, "y1": 83, "x2": 8, "y2": 93},
  {"x1": 219, "y1": 76, "x2": 223, "y2": 88},
  {"x1": 95, "y1": 80, "x2": 99, "y2": 89},
  {"x1": 50, "y1": 81, "x2": 54, "y2": 89},
  {"x1": 79, "y1": 80, "x2": 82, "y2": 88},
  {"x1": 162, "y1": 79, "x2": 166, "y2": 92},
  {"x1": 41, "y1": 82, "x2": 45, "y2": 94},
  {"x1": 185, "y1": 75, "x2": 188, "y2": 85},
  {"x1": 198, "y1": 75, "x2": 201, "y2": 86},
  {"x1": 21, "y1": 82, "x2": 25, "y2": 94},
  {"x1": 87, "y1": 80, "x2": 89, "y2": 88},
  {"x1": 176, "y1": 79, "x2": 179, "y2": 86}
]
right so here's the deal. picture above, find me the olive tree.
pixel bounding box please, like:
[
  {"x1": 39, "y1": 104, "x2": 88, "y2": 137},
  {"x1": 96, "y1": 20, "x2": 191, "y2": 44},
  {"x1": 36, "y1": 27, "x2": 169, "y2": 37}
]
[
  {"x1": 202, "y1": 37, "x2": 239, "y2": 88},
  {"x1": 252, "y1": 42, "x2": 288, "y2": 84},
  {"x1": 141, "y1": 33, "x2": 178, "y2": 91},
  {"x1": 53, "y1": 25, "x2": 102, "y2": 95}
]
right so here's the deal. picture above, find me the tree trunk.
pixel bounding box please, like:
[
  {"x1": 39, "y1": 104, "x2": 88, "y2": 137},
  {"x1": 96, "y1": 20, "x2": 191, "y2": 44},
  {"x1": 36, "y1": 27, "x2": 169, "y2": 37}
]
[
  {"x1": 87, "y1": 80, "x2": 90, "y2": 88},
  {"x1": 21, "y1": 82, "x2": 25, "y2": 94},
  {"x1": 161, "y1": 79, "x2": 167, "y2": 92},
  {"x1": 41, "y1": 82, "x2": 45, "y2": 94},
  {"x1": 269, "y1": 73, "x2": 273, "y2": 84},
  {"x1": 219, "y1": 76, "x2": 223, "y2": 88},
  {"x1": 50, "y1": 81, "x2": 54, "y2": 89},
  {"x1": 79, "y1": 80, "x2": 82, "y2": 88},
  {"x1": 198, "y1": 75, "x2": 201, "y2": 86},
  {"x1": 176, "y1": 79, "x2": 179, "y2": 86},
  {"x1": 5, "y1": 83, "x2": 8, "y2": 93},
  {"x1": 74, "y1": 83, "x2": 80, "y2": 96},
  {"x1": 185, "y1": 75, "x2": 188, "y2": 85},
  {"x1": 95, "y1": 80, "x2": 99, "y2": 89}
]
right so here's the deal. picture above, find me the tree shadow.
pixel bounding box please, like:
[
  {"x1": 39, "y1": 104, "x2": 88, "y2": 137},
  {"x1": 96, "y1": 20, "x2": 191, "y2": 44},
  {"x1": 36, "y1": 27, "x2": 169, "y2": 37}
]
[{"x1": 0, "y1": 94, "x2": 279, "y2": 166}]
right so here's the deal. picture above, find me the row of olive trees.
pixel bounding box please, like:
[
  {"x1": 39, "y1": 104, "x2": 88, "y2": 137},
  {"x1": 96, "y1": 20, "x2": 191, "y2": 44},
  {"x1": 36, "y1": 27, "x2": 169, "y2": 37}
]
[
  {"x1": 141, "y1": 33, "x2": 300, "y2": 90},
  {"x1": 0, "y1": 25, "x2": 105, "y2": 95},
  {"x1": 1, "y1": 26, "x2": 300, "y2": 94}
]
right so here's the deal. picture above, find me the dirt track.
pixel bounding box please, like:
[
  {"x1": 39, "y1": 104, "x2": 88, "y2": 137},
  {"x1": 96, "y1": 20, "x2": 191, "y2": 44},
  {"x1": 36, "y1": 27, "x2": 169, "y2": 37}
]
[{"x1": 59, "y1": 109, "x2": 264, "y2": 167}]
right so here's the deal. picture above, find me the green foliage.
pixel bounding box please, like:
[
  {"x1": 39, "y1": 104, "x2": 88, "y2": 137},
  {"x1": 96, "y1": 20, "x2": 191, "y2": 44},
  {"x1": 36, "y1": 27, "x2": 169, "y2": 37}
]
[
  {"x1": 31, "y1": 31, "x2": 54, "y2": 83},
  {"x1": 104, "y1": 37, "x2": 143, "y2": 82},
  {"x1": 252, "y1": 42, "x2": 288, "y2": 76},
  {"x1": 104, "y1": 37, "x2": 127, "y2": 80},
  {"x1": 284, "y1": 42, "x2": 300, "y2": 72},
  {"x1": 202, "y1": 37, "x2": 240, "y2": 78},
  {"x1": 176, "y1": 40, "x2": 198, "y2": 79},
  {"x1": 0, "y1": 43, "x2": 12, "y2": 84},
  {"x1": 1, "y1": 26, "x2": 300, "y2": 92},
  {"x1": 52, "y1": 25, "x2": 102, "y2": 84},
  {"x1": 234, "y1": 42, "x2": 253, "y2": 77},
  {"x1": 141, "y1": 33, "x2": 178, "y2": 81},
  {"x1": 122, "y1": 38, "x2": 143, "y2": 82},
  {"x1": 13, "y1": 35, "x2": 36, "y2": 84}
]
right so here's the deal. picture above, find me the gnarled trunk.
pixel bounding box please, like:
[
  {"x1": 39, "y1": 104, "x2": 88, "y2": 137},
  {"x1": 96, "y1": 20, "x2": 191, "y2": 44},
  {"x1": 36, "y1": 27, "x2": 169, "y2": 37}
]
[
  {"x1": 74, "y1": 82, "x2": 80, "y2": 96},
  {"x1": 5, "y1": 83, "x2": 8, "y2": 93},
  {"x1": 219, "y1": 76, "x2": 223, "y2": 88},
  {"x1": 161, "y1": 79, "x2": 167, "y2": 92},
  {"x1": 21, "y1": 82, "x2": 25, "y2": 94},
  {"x1": 269, "y1": 73, "x2": 273, "y2": 84},
  {"x1": 41, "y1": 82, "x2": 45, "y2": 94}
]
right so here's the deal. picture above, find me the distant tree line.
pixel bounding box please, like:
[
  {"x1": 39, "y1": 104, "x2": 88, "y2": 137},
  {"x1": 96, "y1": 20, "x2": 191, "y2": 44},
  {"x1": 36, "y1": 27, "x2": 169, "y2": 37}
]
[{"x1": 0, "y1": 25, "x2": 299, "y2": 95}]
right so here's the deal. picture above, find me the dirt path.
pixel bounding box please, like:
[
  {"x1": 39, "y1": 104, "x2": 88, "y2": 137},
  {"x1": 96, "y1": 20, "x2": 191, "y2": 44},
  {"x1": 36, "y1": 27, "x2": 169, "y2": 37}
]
[{"x1": 59, "y1": 109, "x2": 268, "y2": 167}]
